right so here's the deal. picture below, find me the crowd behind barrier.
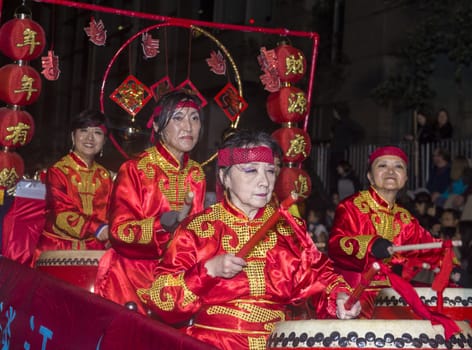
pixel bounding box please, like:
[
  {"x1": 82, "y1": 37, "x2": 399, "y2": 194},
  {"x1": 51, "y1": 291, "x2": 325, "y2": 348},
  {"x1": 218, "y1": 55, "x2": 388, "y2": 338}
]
[{"x1": 312, "y1": 139, "x2": 472, "y2": 192}]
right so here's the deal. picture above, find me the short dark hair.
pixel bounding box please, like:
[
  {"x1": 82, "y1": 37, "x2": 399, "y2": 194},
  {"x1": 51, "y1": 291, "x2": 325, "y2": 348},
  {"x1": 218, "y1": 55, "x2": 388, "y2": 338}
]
[{"x1": 70, "y1": 109, "x2": 107, "y2": 134}]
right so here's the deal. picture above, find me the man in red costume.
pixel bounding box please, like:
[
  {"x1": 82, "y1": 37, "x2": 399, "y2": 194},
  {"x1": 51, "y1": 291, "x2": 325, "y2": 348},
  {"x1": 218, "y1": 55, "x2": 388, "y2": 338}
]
[
  {"x1": 95, "y1": 90, "x2": 206, "y2": 313},
  {"x1": 138, "y1": 130, "x2": 360, "y2": 350},
  {"x1": 328, "y1": 146, "x2": 445, "y2": 318}
]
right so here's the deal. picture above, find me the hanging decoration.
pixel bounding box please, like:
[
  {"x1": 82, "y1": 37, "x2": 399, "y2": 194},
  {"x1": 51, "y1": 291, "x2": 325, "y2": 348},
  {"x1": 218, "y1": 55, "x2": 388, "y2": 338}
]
[
  {"x1": 84, "y1": 17, "x2": 107, "y2": 46},
  {"x1": 0, "y1": 63, "x2": 42, "y2": 105},
  {"x1": 206, "y1": 50, "x2": 226, "y2": 75},
  {"x1": 100, "y1": 23, "x2": 245, "y2": 164},
  {"x1": 41, "y1": 50, "x2": 60, "y2": 81},
  {"x1": 0, "y1": 107, "x2": 35, "y2": 148},
  {"x1": 176, "y1": 79, "x2": 207, "y2": 108},
  {"x1": 0, "y1": 14, "x2": 46, "y2": 61},
  {"x1": 150, "y1": 76, "x2": 173, "y2": 102},
  {"x1": 141, "y1": 32, "x2": 160, "y2": 59},
  {"x1": 258, "y1": 41, "x2": 311, "y2": 200},
  {"x1": 109, "y1": 75, "x2": 152, "y2": 121},
  {"x1": 214, "y1": 82, "x2": 248, "y2": 122},
  {"x1": 0, "y1": 4, "x2": 45, "y2": 200}
]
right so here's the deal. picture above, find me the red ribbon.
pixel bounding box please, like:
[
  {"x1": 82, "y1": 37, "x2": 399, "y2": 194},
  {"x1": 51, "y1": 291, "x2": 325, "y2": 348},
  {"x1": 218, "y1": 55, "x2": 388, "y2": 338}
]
[
  {"x1": 379, "y1": 263, "x2": 460, "y2": 340},
  {"x1": 432, "y1": 240, "x2": 454, "y2": 313}
]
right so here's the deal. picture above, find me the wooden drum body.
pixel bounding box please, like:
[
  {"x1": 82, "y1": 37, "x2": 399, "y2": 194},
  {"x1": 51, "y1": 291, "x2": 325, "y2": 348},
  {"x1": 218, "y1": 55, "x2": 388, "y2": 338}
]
[
  {"x1": 268, "y1": 319, "x2": 472, "y2": 349},
  {"x1": 374, "y1": 288, "x2": 472, "y2": 322},
  {"x1": 35, "y1": 250, "x2": 105, "y2": 293}
]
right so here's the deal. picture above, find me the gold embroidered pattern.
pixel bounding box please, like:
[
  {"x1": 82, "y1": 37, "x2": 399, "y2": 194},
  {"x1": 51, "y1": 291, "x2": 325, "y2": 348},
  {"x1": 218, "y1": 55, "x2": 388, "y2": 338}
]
[
  {"x1": 53, "y1": 211, "x2": 84, "y2": 239},
  {"x1": 55, "y1": 155, "x2": 107, "y2": 216},
  {"x1": 139, "y1": 273, "x2": 197, "y2": 311},
  {"x1": 353, "y1": 190, "x2": 412, "y2": 241},
  {"x1": 245, "y1": 260, "x2": 266, "y2": 296},
  {"x1": 187, "y1": 209, "x2": 216, "y2": 238},
  {"x1": 137, "y1": 147, "x2": 204, "y2": 211},
  {"x1": 249, "y1": 337, "x2": 268, "y2": 350},
  {"x1": 117, "y1": 217, "x2": 154, "y2": 243},
  {"x1": 325, "y1": 276, "x2": 351, "y2": 295},
  {"x1": 339, "y1": 235, "x2": 372, "y2": 259},
  {"x1": 206, "y1": 302, "x2": 284, "y2": 332}
]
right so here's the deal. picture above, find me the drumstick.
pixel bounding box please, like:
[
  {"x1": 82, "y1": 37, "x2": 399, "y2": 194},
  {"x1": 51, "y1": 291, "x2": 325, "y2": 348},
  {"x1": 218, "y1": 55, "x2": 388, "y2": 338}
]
[
  {"x1": 177, "y1": 191, "x2": 194, "y2": 222},
  {"x1": 235, "y1": 193, "x2": 298, "y2": 258},
  {"x1": 344, "y1": 262, "x2": 380, "y2": 311},
  {"x1": 392, "y1": 240, "x2": 462, "y2": 253}
]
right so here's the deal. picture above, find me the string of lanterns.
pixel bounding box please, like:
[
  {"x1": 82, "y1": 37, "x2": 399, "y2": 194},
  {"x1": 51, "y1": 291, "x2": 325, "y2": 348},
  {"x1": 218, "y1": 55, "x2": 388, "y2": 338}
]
[
  {"x1": 258, "y1": 42, "x2": 312, "y2": 202},
  {"x1": 0, "y1": 4, "x2": 45, "y2": 203}
]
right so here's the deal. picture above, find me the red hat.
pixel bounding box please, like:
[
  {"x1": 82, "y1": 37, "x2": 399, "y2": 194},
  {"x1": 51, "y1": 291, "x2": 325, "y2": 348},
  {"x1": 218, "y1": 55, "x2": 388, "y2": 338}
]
[{"x1": 368, "y1": 146, "x2": 408, "y2": 165}]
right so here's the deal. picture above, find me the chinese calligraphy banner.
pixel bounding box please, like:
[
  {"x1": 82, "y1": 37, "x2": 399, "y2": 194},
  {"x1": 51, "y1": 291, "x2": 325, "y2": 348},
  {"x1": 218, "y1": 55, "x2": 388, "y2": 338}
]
[{"x1": 0, "y1": 257, "x2": 217, "y2": 350}]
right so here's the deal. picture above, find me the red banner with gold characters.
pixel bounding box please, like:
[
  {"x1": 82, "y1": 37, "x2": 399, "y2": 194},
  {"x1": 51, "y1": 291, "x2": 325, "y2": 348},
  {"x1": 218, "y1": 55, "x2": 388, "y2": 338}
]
[{"x1": 0, "y1": 257, "x2": 217, "y2": 350}]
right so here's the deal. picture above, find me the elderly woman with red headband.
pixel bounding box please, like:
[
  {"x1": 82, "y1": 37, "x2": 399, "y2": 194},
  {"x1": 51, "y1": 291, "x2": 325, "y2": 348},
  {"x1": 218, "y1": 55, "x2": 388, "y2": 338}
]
[
  {"x1": 34, "y1": 110, "x2": 112, "y2": 258},
  {"x1": 138, "y1": 130, "x2": 360, "y2": 350},
  {"x1": 328, "y1": 146, "x2": 446, "y2": 318},
  {"x1": 95, "y1": 89, "x2": 206, "y2": 314}
]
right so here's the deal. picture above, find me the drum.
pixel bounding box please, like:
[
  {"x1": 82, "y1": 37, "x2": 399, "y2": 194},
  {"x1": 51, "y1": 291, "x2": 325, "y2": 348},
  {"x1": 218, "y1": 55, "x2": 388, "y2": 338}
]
[
  {"x1": 35, "y1": 250, "x2": 105, "y2": 293},
  {"x1": 374, "y1": 288, "x2": 472, "y2": 322},
  {"x1": 268, "y1": 319, "x2": 472, "y2": 349}
]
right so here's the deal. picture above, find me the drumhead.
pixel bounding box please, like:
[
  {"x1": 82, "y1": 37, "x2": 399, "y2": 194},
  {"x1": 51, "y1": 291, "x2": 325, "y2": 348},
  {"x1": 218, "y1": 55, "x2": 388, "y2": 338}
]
[{"x1": 268, "y1": 319, "x2": 472, "y2": 349}]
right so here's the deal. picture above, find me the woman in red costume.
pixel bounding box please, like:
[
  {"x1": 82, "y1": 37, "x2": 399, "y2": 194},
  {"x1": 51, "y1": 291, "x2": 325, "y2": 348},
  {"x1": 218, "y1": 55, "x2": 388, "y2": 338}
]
[
  {"x1": 328, "y1": 146, "x2": 445, "y2": 318},
  {"x1": 138, "y1": 130, "x2": 360, "y2": 350},
  {"x1": 34, "y1": 110, "x2": 112, "y2": 257},
  {"x1": 95, "y1": 89, "x2": 206, "y2": 314}
]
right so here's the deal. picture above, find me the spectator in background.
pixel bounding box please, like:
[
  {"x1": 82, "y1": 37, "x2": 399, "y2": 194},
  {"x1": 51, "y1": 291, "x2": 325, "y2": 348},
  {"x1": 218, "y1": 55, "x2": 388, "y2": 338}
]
[
  {"x1": 306, "y1": 208, "x2": 329, "y2": 252},
  {"x1": 404, "y1": 109, "x2": 436, "y2": 144},
  {"x1": 440, "y1": 156, "x2": 470, "y2": 210},
  {"x1": 426, "y1": 148, "x2": 451, "y2": 206},
  {"x1": 433, "y1": 108, "x2": 453, "y2": 141},
  {"x1": 329, "y1": 103, "x2": 364, "y2": 193},
  {"x1": 336, "y1": 160, "x2": 361, "y2": 201},
  {"x1": 411, "y1": 191, "x2": 436, "y2": 230}
]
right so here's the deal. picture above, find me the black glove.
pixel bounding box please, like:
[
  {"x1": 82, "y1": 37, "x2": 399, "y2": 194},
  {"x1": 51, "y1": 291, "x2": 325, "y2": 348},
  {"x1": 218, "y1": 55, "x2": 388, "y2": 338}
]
[
  {"x1": 391, "y1": 264, "x2": 403, "y2": 276},
  {"x1": 371, "y1": 238, "x2": 393, "y2": 259}
]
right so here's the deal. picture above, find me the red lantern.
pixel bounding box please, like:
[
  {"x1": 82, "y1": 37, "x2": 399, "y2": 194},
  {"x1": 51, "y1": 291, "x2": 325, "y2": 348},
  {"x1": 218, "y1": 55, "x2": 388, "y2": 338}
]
[
  {"x1": 272, "y1": 127, "x2": 311, "y2": 163},
  {"x1": 274, "y1": 43, "x2": 306, "y2": 84},
  {"x1": 274, "y1": 166, "x2": 311, "y2": 201},
  {"x1": 0, "y1": 107, "x2": 35, "y2": 148},
  {"x1": 0, "y1": 150, "x2": 24, "y2": 189},
  {"x1": 266, "y1": 86, "x2": 307, "y2": 124},
  {"x1": 0, "y1": 64, "x2": 42, "y2": 106},
  {"x1": 0, "y1": 17, "x2": 46, "y2": 61}
]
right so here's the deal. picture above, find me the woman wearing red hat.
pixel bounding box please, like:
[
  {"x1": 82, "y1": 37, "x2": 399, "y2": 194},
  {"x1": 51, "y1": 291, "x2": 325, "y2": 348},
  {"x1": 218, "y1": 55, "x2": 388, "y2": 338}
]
[
  {"x1": 328, "y1": 146, "x2": 445, "y2": 318},
  {"x1": 95, "y1": 89, "x2": 206, "y2": 314}
]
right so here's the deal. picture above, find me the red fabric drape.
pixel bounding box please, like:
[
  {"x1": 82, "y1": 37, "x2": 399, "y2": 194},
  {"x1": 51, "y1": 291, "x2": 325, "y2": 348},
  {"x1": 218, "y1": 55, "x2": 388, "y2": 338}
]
[
  {"x1": 2, "y1": 196, "x2": 46, "y2": 266},
  {"x1": 379, "y1": 263, "x2": 460, "y2": 339}
]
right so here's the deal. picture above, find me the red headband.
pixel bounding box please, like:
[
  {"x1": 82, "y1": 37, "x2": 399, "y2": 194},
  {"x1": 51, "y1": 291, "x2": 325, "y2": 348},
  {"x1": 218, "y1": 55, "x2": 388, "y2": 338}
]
[
  {"x1": 98, "y1": 124, "x2": 107, "y2": 135},
  {"x1": 218, "y1": 146, "x2": 275, "y2": 167},
  {"x1": 369, "y1": 146, "x2": 408, "y2": 165},
  {"x1": 146, "y1": 100, "x2": 201, "y2": 128}
]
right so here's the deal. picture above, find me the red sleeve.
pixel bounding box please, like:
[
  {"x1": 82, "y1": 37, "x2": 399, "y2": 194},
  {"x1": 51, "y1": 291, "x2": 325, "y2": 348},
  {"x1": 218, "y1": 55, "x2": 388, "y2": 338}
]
[
  {"x1": 108, "y1": 160, "x2": 168, "y2": 259},
  {"x1": 328, "y1": 200, "x2": 379, "y2": 273}
]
